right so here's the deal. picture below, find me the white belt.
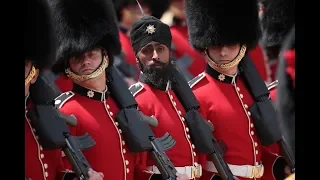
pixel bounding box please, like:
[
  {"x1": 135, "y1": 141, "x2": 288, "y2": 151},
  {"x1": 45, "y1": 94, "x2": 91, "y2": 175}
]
[
  {"x1": 147, "y1": 164, "x2": 202, "y2": 179},
  {"x1": 205, "y1": 161, "x2": 264, "y2": 179}
]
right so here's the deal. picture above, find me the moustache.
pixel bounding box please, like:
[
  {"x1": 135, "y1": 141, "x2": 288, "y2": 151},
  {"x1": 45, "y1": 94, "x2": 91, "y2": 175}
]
[{"x1": 150, "y1": 59, "x2": 167, "y2": 67}]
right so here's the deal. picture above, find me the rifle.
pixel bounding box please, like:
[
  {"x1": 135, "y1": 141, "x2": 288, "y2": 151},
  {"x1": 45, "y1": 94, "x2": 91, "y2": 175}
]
[
  {"x1": 27, "y1": 72, "x2": 95, "y2": 180},
  {"x1": 107, "y1": 66, "x2": 177, "y2": 180},
  {"x1": 171, "y1": 65, "x2": 235, "y2": 180},
  {"x1": 267, "y1": 81, "x2": 295, "y2": 173}
]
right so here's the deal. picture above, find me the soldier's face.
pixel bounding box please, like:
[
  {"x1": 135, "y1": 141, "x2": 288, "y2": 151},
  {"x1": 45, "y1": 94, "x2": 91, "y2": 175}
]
[
  {"x1": 207, "y1": 44, "x2": 241, "y2": 64},
  {"x1": 137, "y1": 41, "x2": 170, "y2": 69},
  {"x1": 68, "y1": 48, "x2": 107, "y2": 75}
]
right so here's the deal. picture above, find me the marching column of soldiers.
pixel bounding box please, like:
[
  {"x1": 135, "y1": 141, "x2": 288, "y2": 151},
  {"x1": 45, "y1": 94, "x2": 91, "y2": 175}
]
[{"x1": 25, "y1": 0, "x2": 295, "y2": 179}]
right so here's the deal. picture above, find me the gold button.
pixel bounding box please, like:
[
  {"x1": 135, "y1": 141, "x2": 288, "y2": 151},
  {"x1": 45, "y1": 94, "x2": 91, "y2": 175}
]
[
  {"x1": 192, "y1": 144, "x2": 195, "y2": 149},
  {"x1": 236, "y1": 87, "x2": 240, "y2": 91},
  {"x1": 254, "y1": 142, "x2": 258, "y2": 147},
  {"x1": 170, "y1": 95, "x2": 173, "y2": 99},
  {"x1": 122, "y1": 141, "x2": 126, "y2": 146},
  {"x1": 181, "y1": 117, "x2": 185, "y2": 121},
  {"x1": 255, "y1": 162, "x2": 259, "y2": 166},
  {"x1": 251, "y1": 131, "x2": 254, "y2": 135},
  {"x1": 255, "y1": 150, "x2": 258, "y2": 155},
  {"x1": 118, "y1": 129, "x2": 122, "y2": 134},
  {"x1": 45, "y1": 172, "x2": 48, "y2": 177},
  {"x1": 32, "y1": 128, "x2": 36, "y2": 132},
  {"x1": 109, "y1": 112, "x2": 113, "y2": 116},
  {"x1": 126, "y1": 168, "x2": 130, "y2": 173},
  {"x1": 173, "y1": 102, "x2": 176, "y2": 106},
  {"x1": 248, "y1": 111, "x2": 251, "y2": 116},
  {"x1": 250, "y1": 123, "x2": 254, "y2": 128},
  {"x1": 193, "y1": 152, "x2": 196, "y2": 156},
  {"x1": 125, "y1": 160, "x2": 129, "y2": 165},
  {"x1": 36, "y1": 136, "x2": 39, "y2": 140},
  {"x1": 178, "y1": 110, "x2": 182, "y2": 115},
  {"x1": 123, "y1": 149, "x2": 126, "y2": 154},
  {"x1": 40, "y1": 154, "x2": 44, "y2": 158},
  {"x1": 244, "y1": 104, "x2": 248, "y2": 109},
  {"x1": 106, "y1": 104, "x2": 110, "y2": 109},
  {"x1": 240, "y1": 94, "x2": 243, "y2": 99},
  {"x1": 40, "y1": 146, "x2": 43, "y2": 151},
  {"x1": 44, "y1": 163, "x2": 48, "y2": 169},
  {"x1": 185, "y1": 127, "x2": 189, "y2": 132},
  {"x1": 115, "y1": 122, "x2": 119, "y2": 126},
  {"x1": 187, "y1": 134, "x2": 190, "y2": 139}
]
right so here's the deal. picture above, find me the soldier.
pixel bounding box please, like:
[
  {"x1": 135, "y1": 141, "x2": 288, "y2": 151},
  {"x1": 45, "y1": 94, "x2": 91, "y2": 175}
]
[
  {"x1": 47, "y1": 0, "x2": 138, "y2": 179},
  {"x1": 260, "y1": 0, "x2": 295, "y2": 82},
  {"x1": 129, "y1": 14, "x2": 205, "y2": 180},
  {"x1": 25, "y1": 0, "x2": 102, "y2": 179},
  {"x1": 185, "y1": 0, "x2": 292, "y2": 179}
]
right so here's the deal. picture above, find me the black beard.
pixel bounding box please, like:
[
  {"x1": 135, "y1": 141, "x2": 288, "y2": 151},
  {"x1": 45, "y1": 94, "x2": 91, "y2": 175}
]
[{"x1": 141, "y1": 61, "x2": 172, "y2": 91}]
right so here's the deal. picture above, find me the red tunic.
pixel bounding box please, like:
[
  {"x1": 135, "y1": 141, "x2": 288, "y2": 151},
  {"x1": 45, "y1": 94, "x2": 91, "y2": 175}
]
[
  {"x1": 189, "y1": 67, "x2": 282, "y2": 180},
  {"x1": 55, "y1": 85, "x2": 136, "y2": 180},
  {"x1": 25, "y1": 99, "x2": 70, "y2": 180},
  {"x1": 55, "y1": 75, "x2": 73, "y2": 93},
  {"x1": 130, "y1": 82, "x2": 206, "y2": 180},
  {"x1": 170, "y1": 26, "x2": 206, "y2": 79}
]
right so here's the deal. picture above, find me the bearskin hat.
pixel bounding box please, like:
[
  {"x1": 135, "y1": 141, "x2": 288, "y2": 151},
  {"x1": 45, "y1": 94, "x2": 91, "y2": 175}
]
[
  {"x1": 25, "y1": 0, "x2": 56, "y2": 70},
  {"x1": 261, "y1": 0, "x2": 295, "y2": 49},
  {"x1": 185, "y1": 0, "x2": 261, "y2": 51},
  {"x1": 112, "y1": 0, "x2": 169, "y2": 21},
  {"x1": 49, "y1": 0, "x2": 121, "y2": 74}
]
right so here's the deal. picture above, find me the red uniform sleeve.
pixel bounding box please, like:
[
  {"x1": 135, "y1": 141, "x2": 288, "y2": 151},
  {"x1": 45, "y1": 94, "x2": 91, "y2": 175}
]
[
  {"x1": 134, "y1": 152, "x2": 156, "y2": 180},
  {"x1": 261, "y1": 146, "x2": 287, "y2": 180}
]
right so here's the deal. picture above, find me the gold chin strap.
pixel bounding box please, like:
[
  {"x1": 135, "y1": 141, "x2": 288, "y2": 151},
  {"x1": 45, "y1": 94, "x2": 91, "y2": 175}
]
[
  {"x1": 65, "y1": 56, "x2": 109, "y2": 82},
  {"x1": 205, "y1": 44, "x2": 247, "y2": 70},
  {"x1": 25, "y1": 66, "x2": 36, "y2": 86}
]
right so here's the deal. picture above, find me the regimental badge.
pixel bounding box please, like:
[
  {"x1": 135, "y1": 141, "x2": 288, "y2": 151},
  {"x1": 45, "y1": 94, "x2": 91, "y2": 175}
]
[
  {"x1": 218, "y1": 74, "x2": 225, "y2": 81},
  {"x1": 146, "y1": 24, "x2": 156, "y2": 34},
  {"x1": 87, "y1": 90, "x2": 94, "y2": 98}
]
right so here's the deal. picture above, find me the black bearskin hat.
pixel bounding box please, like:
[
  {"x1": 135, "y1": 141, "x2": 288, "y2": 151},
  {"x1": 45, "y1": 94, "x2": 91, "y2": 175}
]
[
  {"x1": 25, "y1": 0, "x2": 56, "y2": 70},
  {"x1": 185, "y1": 0, "x2": 261, "y2": 51},
  {"x1": 49, "y1": 0, "x2": 121, "y2": 74},
  {"x1": 112, "y1": 0, "x2": 169, "y2": 21},
  {"x1": 261, "y1": 0, "x2": 295, "y2": 49}
]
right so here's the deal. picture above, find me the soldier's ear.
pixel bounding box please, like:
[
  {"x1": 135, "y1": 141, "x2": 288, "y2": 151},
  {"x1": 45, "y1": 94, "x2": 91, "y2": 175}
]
[{"x1": 30, "y1": 69, "x2": 39, "y2": 84}]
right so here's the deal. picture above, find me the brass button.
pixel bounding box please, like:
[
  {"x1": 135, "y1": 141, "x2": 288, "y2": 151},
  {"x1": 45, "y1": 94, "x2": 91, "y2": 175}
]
[
  {"x1": 251, "y1": 131, "x2": 254, "y2": 135},
  {"x1": 40, "y1": 154, "x2": 44, "y2": 158},
  {"x1": 236, "y1": 87, "x2": 240, "y2": 91},
  {"x1": 44, "y1": 163, "x2": 48, "y2": 169},
  {"x1": 187, "y1": 134, "x2": 190, "y2": 139},
  {"x1": 126, "y1": 168, "x2": 130, "y2": 173},
  {"x1": 45, "y1": 172, "x2": 48, "y2": 177},
  {"x1": 248, "y1": 111, "x2": 251, "y2": 116},
  {"x1": 125, "y1": 160, "x2": 129, "y2": 165},
  {"x1": 40, "y1": 146, "x2": 43, "y2": 151},
  {"x1": 244, "y1": 104, "x2": 248, "y2": 109},
  {"x1": 254, "y1": 142, "x2": 258, "y2": 147},
  {"x1": 115, "y1": 122, "x2": 119, "y2": 126},
  {"x1": 106, "y1": 104, "x2": 110, "y2": 109},
  {"x1": 255, "y1": 150, "x2": 258, "y2": 155},
  {"x1": 192, "y1": 144, "x2": 195, "y2": 149},
  {"x1": 122, "y1": 141, "x2": 126, "y2": 146},
  {"x1": 173, "y1": 102, "x2": 176, "y2": 106},
  {"x1": 32, "y1": 128, "x2": 36, "y2": 132},
  {"x1": 178, "y1": 110, "x2": 182, "y2": 115},
  {"x1": 185, "y1": 127, "x2": 189, "y2": 132},
  {"x1": 193, "y1": 152, "x2": 197, "y2": 156},
  {"x1": 109, "y1": 112, "x2": 113, "y2": 116},
  {"x1": 123, "y1": 149, "x2": 126, "y2": 154},
  {"x1": 250, "y1": 123, "x2": 254, "y2": 128},
  {"x1": 240, "y1": 94, "x2": 243, "y2": 99},
  {"x1": 169, "y1": 95, "x2": 173, "y2": 99},
  {"x1": 118, "y1": 129, "x2": 122, "y2": 134},
  {"x1": 181, "y1": 117, "x2": 185, "y2": 121}
]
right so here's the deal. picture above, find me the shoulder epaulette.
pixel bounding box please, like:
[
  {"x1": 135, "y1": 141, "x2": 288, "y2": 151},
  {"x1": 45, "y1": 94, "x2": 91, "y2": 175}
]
[
  {"x1": 129, "y1": 82, "x2": 144, "y2": 97},
  {"x1": 188, "y1": 72, "x2": 206, "y2": 88},
  {"x1": 54, "y1": 91, "x2": 75, "y2": 108},
  {"x1": 267, "y1": 80, "x2": 278, "y2": 91}
]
